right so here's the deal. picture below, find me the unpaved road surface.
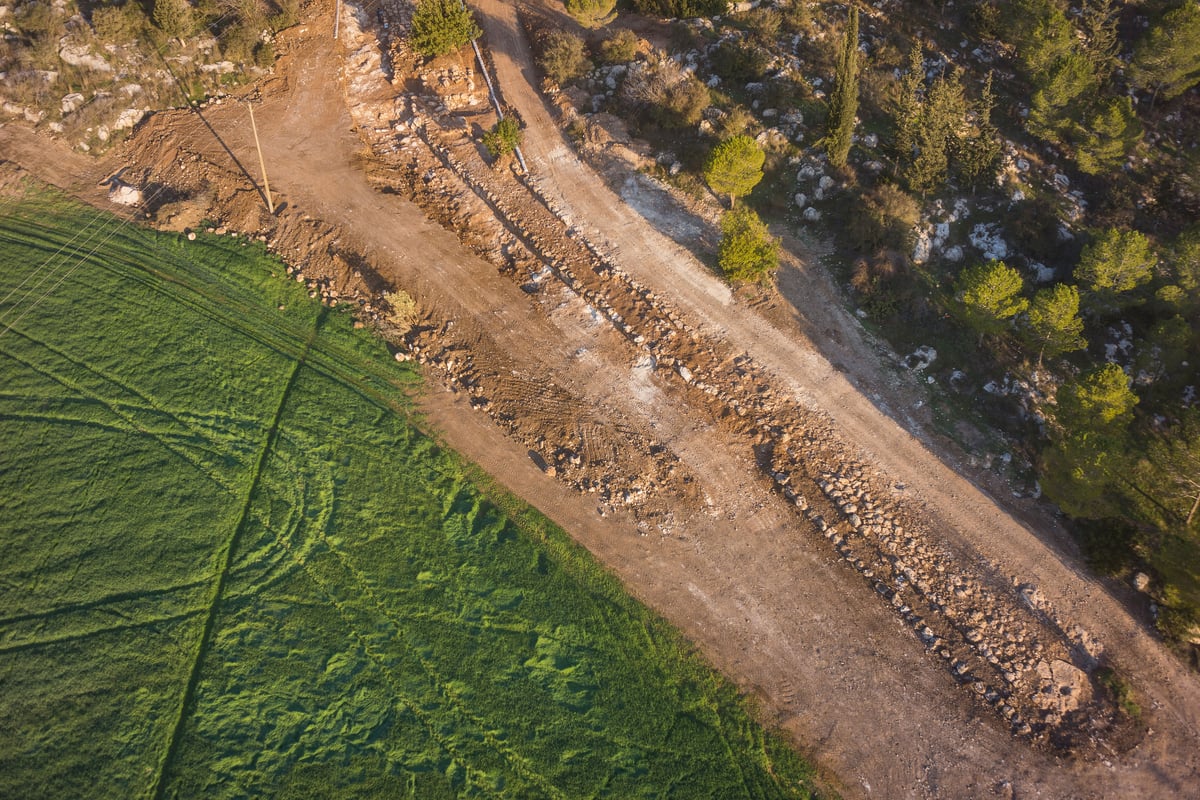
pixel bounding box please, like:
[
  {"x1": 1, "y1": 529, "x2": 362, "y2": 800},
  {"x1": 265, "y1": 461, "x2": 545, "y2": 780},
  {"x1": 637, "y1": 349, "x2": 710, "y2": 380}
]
[{"x1": 3, "y1": 1, "x2": 1199, "y2": 797}]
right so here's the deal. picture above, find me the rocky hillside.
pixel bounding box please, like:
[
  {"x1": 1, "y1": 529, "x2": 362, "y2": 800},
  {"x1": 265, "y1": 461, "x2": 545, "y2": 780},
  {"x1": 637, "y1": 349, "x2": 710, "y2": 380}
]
[{"x1": 1, "y1": 0, "x2": 293, "y2": 151}]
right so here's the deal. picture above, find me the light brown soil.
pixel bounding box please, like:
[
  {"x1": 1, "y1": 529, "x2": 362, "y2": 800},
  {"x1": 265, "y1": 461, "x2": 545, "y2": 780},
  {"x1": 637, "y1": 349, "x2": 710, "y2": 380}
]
[{"x1": 3, "y1": 2, "x2": 1199, "y2": 797}]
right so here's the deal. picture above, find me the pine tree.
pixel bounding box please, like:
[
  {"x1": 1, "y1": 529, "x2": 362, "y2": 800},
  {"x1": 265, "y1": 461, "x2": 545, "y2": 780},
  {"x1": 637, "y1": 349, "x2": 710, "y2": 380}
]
[
  {"x1": 1041, "y1": 362, "x2": 1138, "y2": 519},
  {"x1": 1040, "y1": 427, "x2": 1129, "y2": 519},
  {"x1": 1076, "y1": 96, "x2": 1142, "y2": 176},
  {"x1": 1138, "y1": 411, "x2": 1200, "y2": 529},
  {"x1": 1028, "y1": 50, "x2": 1097, "y2": 146},
  {"x1": 1023, "y1": 283, "x2": 1086, "y2": 366},
  {"x1": 703, "y1": 135, "x2": 765, "y2": 207},
  {"x1": 953, "y1": 259, "x2": 1028, "y2": 344},
  {"x1": 1075, "y1": 228, "x2": 1157, "y2": 312},
  {"x1": 824, "y1": 7, "x2": 859, "y2": 169},
  {"x1": 1170, "y1": 225, "x2": 1200, "y2": 299},
  {"x1": 1132, "y1": 1, "x2": 1200, "y2": 103},
  {"x1": 1080, "y1": 0, "x2": 1119, "y2": 73},
  {"x1": 1007, "y1": 0, "x2": 1075, "y2": 80},
  {"x1": 1056, "y1": 362, "x2": 1139, "y2": 431},
  {"x1": 563, "y1": 0, "x2": 617, "y2": 29}
]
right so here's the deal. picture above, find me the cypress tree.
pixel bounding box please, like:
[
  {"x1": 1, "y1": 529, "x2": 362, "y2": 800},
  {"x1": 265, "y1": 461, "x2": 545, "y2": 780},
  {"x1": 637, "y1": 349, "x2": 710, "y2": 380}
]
[
  {"x1": 894, "y1": 42, "x2": 924, "y2": 164},
  {"x1": 957, "y1": 72, "x2": 1002, "y2": 191},
  {"x1": 905, "y1": 71, "x2": 966, "y2": 196},
  {"x1": 825, "y1": 7, "x2": 859, "y2": 169}
]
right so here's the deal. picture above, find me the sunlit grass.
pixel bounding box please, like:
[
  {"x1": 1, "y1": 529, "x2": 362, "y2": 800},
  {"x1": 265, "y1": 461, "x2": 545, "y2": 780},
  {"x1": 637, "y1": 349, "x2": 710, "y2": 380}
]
[{"x1": 0, "y1": 186, "x2": 824, "y2": 799}]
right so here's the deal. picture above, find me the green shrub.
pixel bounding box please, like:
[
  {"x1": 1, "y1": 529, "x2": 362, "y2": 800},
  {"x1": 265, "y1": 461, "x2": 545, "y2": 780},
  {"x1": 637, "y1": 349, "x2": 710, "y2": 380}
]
[
  {"x1": 254, "y1": 39, "x2": 276, "y2": 68},
  {"x1": 92, "y1": 2, "x2": 149, "y2": 44},
  {"x1": 599, "y1": 28, "x2": 638, "y2": 64},
  {"x1": 410, "y1": 0, "x2": 481, "y2": 58},
  {"x1": 744, "y1": 7, "x2": 781, "y2": 44},
  {"x1": 538, "y1": 30, "x2": 590, "y2": 86},
  {"x1": 1097, "y1": 667, "x2": 1141, "y2": 718},
  {"x1": 850, "y1": 182, "x2": 920, "y2": 251},
  {"x1": 718, "y1": 205, "x2": 778, "y2": 283},
  {"x1": 709, "y1": 38, "x2": 769, "y2": 83},
  {"x1": 779, "y1": 0, "x2": 811, "y2": 35},
  {"x1": 482, "y1": 116, "x2": 523, "y2": 158},
  {"x1": 219, "y1": 20, "x2": 259, "y2": 63}
]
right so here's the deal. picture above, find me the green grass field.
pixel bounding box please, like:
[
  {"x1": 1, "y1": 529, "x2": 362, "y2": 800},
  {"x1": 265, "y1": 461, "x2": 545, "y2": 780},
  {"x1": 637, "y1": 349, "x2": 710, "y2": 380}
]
[{"x1": 0, "y1": 186, "x2": 824, "y2": 799}]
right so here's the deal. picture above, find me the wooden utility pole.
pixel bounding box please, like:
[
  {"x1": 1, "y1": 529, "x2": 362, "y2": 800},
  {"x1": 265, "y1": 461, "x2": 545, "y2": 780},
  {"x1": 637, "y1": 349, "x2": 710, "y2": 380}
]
[{"x1": 246, "y1": 101, "x2": 275, "y2": 214}]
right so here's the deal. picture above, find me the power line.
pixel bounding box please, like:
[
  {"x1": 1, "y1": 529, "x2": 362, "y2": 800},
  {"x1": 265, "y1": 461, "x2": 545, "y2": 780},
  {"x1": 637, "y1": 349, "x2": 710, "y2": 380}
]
[{"x1": 0, "y1": 204, "x2": 111, "y2": 311}]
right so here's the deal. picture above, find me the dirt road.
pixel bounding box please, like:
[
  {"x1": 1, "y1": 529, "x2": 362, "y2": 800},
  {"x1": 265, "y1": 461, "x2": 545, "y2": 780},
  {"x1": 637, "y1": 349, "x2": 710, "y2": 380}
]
[
  {"x1": 4, "y1": 1, "x2": 1198, "y2": 796},
  {"x1": 470, "y1": 0, "x2": 1200, "y2": 795}
]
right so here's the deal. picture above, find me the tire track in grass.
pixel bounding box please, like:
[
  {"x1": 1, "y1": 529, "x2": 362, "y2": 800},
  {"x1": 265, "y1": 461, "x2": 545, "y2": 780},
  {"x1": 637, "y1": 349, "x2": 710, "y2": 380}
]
[
  {"x1": 3, "y1": 213, "x2": 423, "y2": 438},
  {"x1": 0, "y1": 342, "x2": 257, "y2": 493},
  {"x1": 271, "y1": 493, "x2": 570, "y2": 799},
  {"x1": 147, "y1": 308, "x2": 324, "y2": 800},
  {"x1": 281, "y1": 452, "x2": 708, "y2": 789},
  {"x1": 0, "y1": 579, "x2": 207, "y2": 627},
  {"x1": 0, "y1": 609, "x2": 205, "y2": 655}
]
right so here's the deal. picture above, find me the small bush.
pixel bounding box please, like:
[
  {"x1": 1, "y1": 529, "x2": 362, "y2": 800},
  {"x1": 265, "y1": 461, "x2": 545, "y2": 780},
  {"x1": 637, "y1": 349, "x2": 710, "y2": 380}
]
[
  {"x1": 1097, "y1": 667, "x2": 1141, "y2": 718},
  {"x1": 1074, "y1": 518, "x2": 1137, "y2": 576},
  {"x1": 599, "y1": 29, "x2": 639, "y2": 64},
  {"x1": 538, "y1": 30, "x2": 590, "y2": 86},
  {"x1": 384, "y1": 289, "x2": 420, "y2": 333},
  {"x1": 219, "y1": 21, "x2": 259, "y2": 63},
  {"x1": 849, "y1": 182, "x2": 920, "y2": 251},
  {"x1": 483, "y1": 116, "x2": 523, "y2": 158},
  {"x1": 779, "y1": 0, "x2": 811, "y2": 35},
  {"x1": 254, "y1": 40, "x2": 276, "y2": 68},
  {"x1": 269, "y1": 0, "x2": 301, "y2": 30},
  {"x1": 744, "y1": 7, "x2": 781, "y2": 44},
  {"x1": 620, "y1": 53, "x2": 710, "y2": 128},
  {"x1": 709, "y1": 39, "x2": 769, "y2": 83},
  {"x1": 92, "y1": 3, "x2": 149, "y2": 45},
  {"x1": 849, "y1": 251, "x2": 911, "y2": 320},
  {"x1": 715, "y1": 106, "x2": 758, "y2": 139}
]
